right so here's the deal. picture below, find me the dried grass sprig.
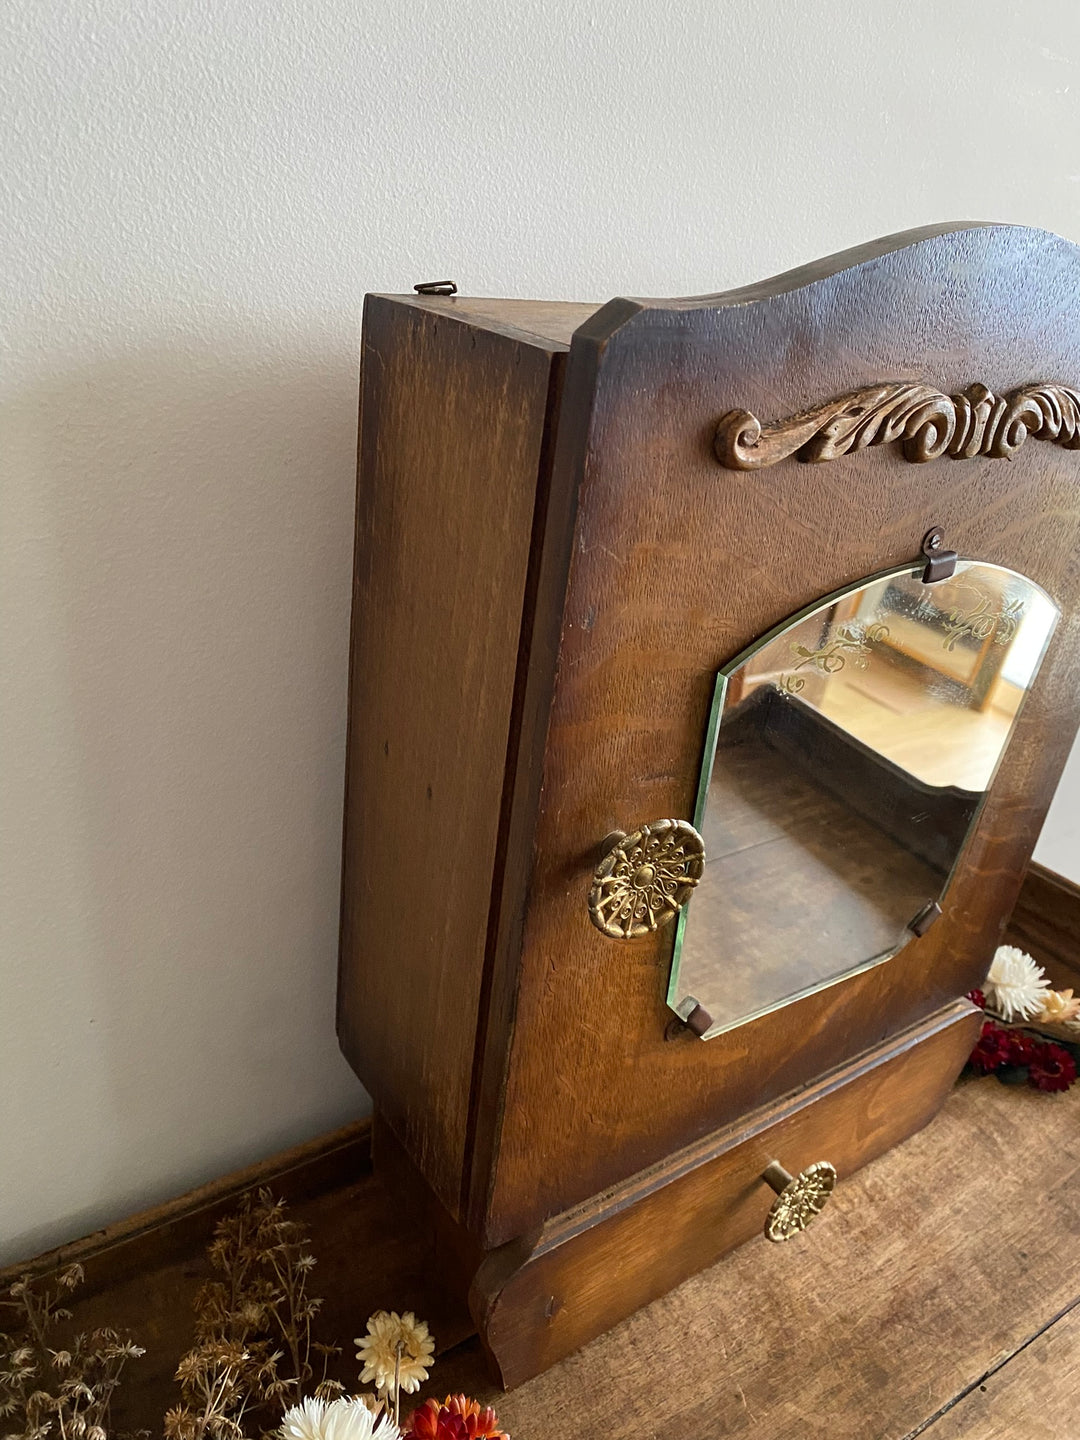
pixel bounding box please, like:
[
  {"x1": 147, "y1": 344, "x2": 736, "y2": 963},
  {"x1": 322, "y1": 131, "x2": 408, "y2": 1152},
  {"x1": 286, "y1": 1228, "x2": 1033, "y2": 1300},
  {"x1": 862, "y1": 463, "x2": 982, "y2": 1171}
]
[
  {"x1": 0, "y1": 1265, "x2": 144, "y2": 1440},
  {"x1": 1, "y1": 1190, "x2": 458, "y2": 1440},
  {"x1": 168, "y1": 1190, "x2": 342, "y2": 1440}
]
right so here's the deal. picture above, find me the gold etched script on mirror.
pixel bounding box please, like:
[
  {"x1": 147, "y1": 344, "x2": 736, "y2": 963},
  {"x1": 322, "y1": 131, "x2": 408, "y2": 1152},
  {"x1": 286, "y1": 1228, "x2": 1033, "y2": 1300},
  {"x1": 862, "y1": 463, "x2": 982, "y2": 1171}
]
[{"x1": 668, "y1": 562, "x2": 1058, "y2": 1039}]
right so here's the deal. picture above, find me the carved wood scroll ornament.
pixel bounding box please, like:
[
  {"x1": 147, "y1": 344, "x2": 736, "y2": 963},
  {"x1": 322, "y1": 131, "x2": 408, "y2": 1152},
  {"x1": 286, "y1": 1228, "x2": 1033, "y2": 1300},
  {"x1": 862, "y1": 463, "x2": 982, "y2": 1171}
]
[{"x1": 713, "y1": 382, "x2": 1080, "y2": 470}]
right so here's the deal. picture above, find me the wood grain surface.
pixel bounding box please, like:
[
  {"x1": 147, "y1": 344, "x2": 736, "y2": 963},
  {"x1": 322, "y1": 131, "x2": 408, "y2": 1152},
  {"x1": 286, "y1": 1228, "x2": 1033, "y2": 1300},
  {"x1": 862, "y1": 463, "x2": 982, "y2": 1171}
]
[
  {"x1": 337, "y1": 295, "x2": 572, "y2": 1218},
  {"x1": 339, "y1": 231, "x2": 1080, "y2": 1277},
  {"x1": 0, "y1": 1120, "x2": 460, "y2": 1429},
  {"x1": 923, "y1": 1306, "x2": 1080, "y2": 1439},
  {"x1": 1005, "y1": 859, "x2": 1080, "y2": 988},
  {"x1": 440, "y1": 1074, "x2": 1080, "y2": 1438},
  {"x1": 402, "y1": 294, "x2": 599, "y2": 347},
  {"x1": 10, "y1": 1058, "x2": 1080, "y2": 1440},
  {"x1": 471, "y1": 1001, "x2": 979, "y2": 1388},
  {"x1": 477, "y1": 224, "x2": 1080, "y2": 1244}
]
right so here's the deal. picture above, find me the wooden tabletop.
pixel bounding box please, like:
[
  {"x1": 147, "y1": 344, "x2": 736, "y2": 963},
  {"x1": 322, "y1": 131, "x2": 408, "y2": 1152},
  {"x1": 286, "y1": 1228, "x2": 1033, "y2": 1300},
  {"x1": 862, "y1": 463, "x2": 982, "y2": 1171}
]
[
  {"x1": 432, "y1": 1072, "x2": 1080, "y2": 1439},
  {"x1": 7, "y1": 1070, "x2": 1079, "y2": 1440}
]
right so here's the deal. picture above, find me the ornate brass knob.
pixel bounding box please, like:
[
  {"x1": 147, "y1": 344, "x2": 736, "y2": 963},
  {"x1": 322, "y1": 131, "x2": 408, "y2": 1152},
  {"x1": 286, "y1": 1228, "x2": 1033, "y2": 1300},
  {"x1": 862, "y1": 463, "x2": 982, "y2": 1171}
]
[
  {"x1": 761, "y1": 1160, "x2": 837, "y2": 1243},
  {"x1": 587, "y1": 819, "x2": 705, "y2": 939}
]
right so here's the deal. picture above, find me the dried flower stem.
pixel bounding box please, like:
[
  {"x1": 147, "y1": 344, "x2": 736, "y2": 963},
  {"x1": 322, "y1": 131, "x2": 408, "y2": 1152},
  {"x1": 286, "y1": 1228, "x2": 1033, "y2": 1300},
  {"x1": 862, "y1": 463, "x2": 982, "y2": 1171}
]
[
  {"x1": 392, "y1": 1343, "x2": 403, "y2": 1429},
  {"x1": 1, "y1": 1265, "x2": 144, "y2": 1440},
  {"x1": 167, "y1": 1189, "x2": 341, "y2": 1440}
]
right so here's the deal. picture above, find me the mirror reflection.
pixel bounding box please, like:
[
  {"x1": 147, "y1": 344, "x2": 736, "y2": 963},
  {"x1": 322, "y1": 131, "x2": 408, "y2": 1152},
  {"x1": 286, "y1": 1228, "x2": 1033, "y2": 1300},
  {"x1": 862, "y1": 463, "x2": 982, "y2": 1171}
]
[{"x1": 669, "y1": 561, "x2": 1058, "y2": 1039}]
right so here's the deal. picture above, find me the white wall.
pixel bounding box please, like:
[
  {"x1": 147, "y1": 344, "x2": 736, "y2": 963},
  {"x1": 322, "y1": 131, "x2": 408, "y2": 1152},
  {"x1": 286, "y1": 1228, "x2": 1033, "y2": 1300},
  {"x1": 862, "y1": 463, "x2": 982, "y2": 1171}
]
[{"x1": 3, "y1": 0, "x2": 1080, "y2": 1265}]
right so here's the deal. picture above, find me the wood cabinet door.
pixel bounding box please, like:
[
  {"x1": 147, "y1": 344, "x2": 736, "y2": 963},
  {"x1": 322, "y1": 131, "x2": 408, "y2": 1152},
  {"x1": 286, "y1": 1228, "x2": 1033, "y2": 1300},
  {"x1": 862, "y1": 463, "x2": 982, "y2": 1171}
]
[{"x1": 466, "y1": 224, "x2": 1080, "y2": 1246}]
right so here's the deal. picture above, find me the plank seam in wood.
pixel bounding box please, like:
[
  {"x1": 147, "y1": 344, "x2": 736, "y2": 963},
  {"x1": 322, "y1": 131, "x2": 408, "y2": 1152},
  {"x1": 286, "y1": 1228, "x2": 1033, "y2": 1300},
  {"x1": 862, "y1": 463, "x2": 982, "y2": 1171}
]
[{"x1": 901, "y1": 1291, "x2": 1080, "y2": 1439}]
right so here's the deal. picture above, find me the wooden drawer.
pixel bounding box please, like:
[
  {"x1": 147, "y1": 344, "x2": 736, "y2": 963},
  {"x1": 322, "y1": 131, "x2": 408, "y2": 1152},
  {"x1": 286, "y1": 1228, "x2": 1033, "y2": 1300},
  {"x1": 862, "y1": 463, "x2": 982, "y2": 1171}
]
[{"x1": 471, "y1": 999, "x2": 980, "y2": 1387}]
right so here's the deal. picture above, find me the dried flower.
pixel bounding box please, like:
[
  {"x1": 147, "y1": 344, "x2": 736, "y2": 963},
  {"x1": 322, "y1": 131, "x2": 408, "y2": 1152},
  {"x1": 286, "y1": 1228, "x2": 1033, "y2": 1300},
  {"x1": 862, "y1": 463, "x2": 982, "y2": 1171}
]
[
  {"x1": 984, "y1": 946, "x2": 1051, "y2": 1022},
  {"x1": 170, "y1": 1188, "x2": 340, "y2": 1440},
  {"x1": 1028, "y1": 1042, "x2": 1078, "y2": 1093},
  {"x1": 969, "y1": 1020, "x2": 1012, "y2": 1073},
  {"x1": 967, "y1": 988, "x2": 986, "y2": 1009},
  {"x1": 281, "y1": 1394, "x2": 401, "y2": 1440},
  {"x1": 0, "y1": 1271, "x2": 142, "y2": 1440},
  {"x1": 282, "y1": 1395, "x2": 334, "y2": 1440},
  {"x1": 1005, "y1": 1031, "x2": 1039, "y2": 1067},
  {"x1": 403, "y1": 1395, "x2": 508, "y2": 1440},
  {"x1": 355, "y1": 1314, "x2": 433, "y2": 1399},
  {"x1": 1038, "y1": 988, "x2": 1080, "y2": 1024}
]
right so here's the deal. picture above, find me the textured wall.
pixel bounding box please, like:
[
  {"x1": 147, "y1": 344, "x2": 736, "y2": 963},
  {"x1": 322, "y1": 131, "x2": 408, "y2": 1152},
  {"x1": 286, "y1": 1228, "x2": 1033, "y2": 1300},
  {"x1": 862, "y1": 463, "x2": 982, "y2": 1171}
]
[{"x1": 3, "y1": 0, "x2": 1080, "y2": 1263}]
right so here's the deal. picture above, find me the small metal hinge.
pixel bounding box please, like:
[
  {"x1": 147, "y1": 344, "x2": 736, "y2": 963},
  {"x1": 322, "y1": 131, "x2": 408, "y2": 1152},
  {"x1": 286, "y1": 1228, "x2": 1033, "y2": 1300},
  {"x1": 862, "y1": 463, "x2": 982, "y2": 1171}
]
[
  {"x1": 413, "y1": 279, "x2": 458, "y2": 296},
  {"x1": 672, "y1": 995, "x2": 713, "y2": 1037},
  {"x1": 909, "y1": 899, "x2": 943, "y2": 937}
]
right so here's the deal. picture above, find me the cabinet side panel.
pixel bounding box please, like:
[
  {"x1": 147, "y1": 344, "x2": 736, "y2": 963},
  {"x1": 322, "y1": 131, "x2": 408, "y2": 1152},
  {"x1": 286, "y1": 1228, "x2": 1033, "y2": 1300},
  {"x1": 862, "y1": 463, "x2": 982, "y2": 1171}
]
[{"x1": 338, "y1": 297, "x2": 557, "y2": 1218}]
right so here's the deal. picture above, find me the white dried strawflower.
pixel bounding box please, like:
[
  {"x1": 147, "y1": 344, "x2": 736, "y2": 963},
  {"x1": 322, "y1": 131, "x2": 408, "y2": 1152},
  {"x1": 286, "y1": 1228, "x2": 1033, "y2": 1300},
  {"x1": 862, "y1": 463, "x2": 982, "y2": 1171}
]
[
  {"x1": 281, "y1": 1397, "x2": 328, "y2": 1440},
  {"x1": 326, "y1": 1399, "x2": 399, "y2": 1440},
  {"x1": 281, "y1": 1396, "x2": 399, "y2": 1440},
  {"x1": 985, "y1": 945, "x2": 1051, "y2": 1022},
  {"x1": 355, "y1": 1312, "x2": 434, "y2": 1398}
]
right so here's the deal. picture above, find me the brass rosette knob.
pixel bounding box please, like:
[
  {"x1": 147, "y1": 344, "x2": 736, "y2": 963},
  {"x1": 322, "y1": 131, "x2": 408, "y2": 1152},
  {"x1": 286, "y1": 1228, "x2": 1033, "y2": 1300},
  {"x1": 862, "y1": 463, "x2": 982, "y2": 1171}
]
[
  {"x1": 761, "y1": 1160, "x2": 837, "y2": 1243},
  {"x1": 587, "y1": 819, "x2": 706, "y2": 940}
]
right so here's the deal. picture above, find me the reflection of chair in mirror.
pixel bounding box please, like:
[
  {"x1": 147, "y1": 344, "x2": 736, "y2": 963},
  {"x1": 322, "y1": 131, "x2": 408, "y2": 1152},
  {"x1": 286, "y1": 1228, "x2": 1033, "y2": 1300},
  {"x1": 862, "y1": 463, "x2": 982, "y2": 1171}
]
[{"x1": 878, "y1": 572, "x2": 1016, "y2": 707}]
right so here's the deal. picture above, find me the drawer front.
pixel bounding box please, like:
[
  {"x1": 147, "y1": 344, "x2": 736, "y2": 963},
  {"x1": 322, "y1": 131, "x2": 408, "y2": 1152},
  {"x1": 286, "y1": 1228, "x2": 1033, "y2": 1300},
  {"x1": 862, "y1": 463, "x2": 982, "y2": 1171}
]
[
  {"x1": 473, "y1": 1000, "x2": 980, "y2": 1387},
  {"x1": 471, "y1": 225, "x2": 1080, "y2": 1243}
]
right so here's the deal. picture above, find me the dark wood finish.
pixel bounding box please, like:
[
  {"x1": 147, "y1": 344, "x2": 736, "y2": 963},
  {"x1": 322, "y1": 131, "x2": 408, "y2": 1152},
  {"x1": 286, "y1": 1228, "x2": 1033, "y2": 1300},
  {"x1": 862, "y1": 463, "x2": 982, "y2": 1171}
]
[
  {"x1": 371, "y1": 1112, "x2": 485, "y2": 1314},
  {"x1": 1005, "y1": 859, "x2": 1080, "y2": 987},
  {"x1": 9, "y1": 1067, "x2": 1080, "y2": 1438},
  {"x1": 463, "y1": 299, "x2": 638, "y2": 1238},
  {"x1": 470, "y1": 1000, "x2": 979, "y2": 1388},
  {"x1": 338, "y1": 229, "x2": 1080, "y2": 1400},
  {"x1": 473, "y1": 225, "x2": 1080, "y2": 1244},
  {"x1": 446, "y1": 1069, "x2": 1080, "y2": 1438},
  {"x1": 712, "y1": 379, "x2": 1080, "y2": 469},
  {"x1": 337, "y1": 295, "x2": 590, "y2": 1219}
]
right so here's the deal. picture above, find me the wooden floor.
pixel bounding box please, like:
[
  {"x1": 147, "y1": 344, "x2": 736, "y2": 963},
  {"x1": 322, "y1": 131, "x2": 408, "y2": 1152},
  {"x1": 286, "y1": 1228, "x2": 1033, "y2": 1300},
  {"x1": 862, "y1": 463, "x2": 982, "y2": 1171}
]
[
  {"x1": 7, "y1": 1069, "x2": 1080, "y2": 1440},
  {"x1": 686, "y1": 732, "x2": 942, "y2": 1029}
]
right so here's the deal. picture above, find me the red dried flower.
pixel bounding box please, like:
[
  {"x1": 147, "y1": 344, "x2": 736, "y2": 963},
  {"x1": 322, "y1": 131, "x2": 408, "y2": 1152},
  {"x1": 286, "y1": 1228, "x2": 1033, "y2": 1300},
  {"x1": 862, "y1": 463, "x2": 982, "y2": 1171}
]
[
  {"x1": 404, "y1": 1396, "x2": 508, "y2": 1440},
  {"x1": 967, "y1": 988, "x2": 987, "y2": 1009},
  {"x1": 1005, "y1": 1031, "x2": 1039, "y2": 1067},
  {"x1": 969, "y1": 1020, "x2": 1012, "y2": 1073},
  {"x1": 1028, "y1": 1042, "x2": 1077, "y2": 1093}
]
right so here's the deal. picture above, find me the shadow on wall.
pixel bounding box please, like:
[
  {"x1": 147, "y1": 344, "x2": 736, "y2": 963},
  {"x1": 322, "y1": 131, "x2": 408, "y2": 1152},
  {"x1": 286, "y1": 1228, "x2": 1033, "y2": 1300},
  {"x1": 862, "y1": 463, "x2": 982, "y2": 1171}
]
[{"x1": 1, "y1": 334, "x2": 371, "y2": 1266}]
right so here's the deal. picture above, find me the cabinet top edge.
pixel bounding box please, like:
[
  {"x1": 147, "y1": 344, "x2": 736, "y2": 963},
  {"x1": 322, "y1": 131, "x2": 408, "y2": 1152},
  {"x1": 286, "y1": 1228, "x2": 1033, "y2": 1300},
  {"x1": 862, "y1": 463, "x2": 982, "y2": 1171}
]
[
  {"x1": 367, "y1": 224, "x2": 1080, "y2": 354},
  {"x1": 365, "y1": 293, "x2": 602, "y2": 349}
]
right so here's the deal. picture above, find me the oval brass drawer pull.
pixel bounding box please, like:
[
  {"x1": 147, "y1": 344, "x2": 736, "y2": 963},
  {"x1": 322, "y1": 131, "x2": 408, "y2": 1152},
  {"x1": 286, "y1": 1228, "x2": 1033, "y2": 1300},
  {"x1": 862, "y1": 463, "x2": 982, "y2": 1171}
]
[
  {"x1": 761, "y1": 1160, "x2": 837, "y2": 1243},
  {"x1": 587, "y1": 819, "x2": 705, "y2": 940}
]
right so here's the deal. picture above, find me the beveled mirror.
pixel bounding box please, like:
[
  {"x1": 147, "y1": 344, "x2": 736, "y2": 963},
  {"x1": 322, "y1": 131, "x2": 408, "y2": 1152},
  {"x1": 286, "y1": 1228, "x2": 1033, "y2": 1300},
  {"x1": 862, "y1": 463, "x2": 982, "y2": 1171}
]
[{"x1": 668, "y1": 560, "x2": 1058, "y2": 1039}]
